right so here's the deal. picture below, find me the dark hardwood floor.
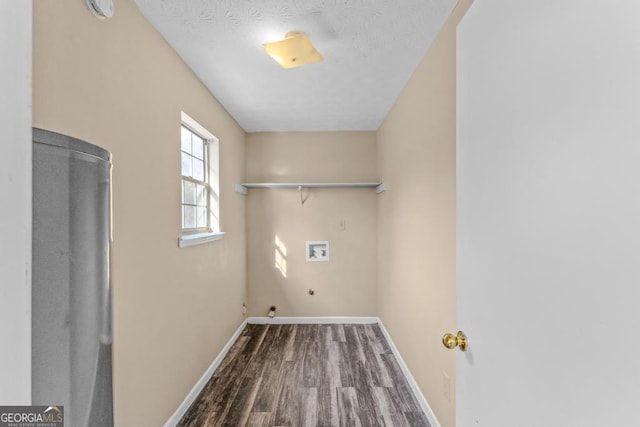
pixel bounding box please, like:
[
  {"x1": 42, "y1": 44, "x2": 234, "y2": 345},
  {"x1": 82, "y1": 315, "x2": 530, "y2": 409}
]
[{"x1": 177, "y1": 323, "x2": 430, "y2": 427}]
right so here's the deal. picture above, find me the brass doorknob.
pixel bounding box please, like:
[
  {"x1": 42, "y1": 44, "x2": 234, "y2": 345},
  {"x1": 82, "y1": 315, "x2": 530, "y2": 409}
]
[{"x1": 442, "y1": 331, "x2": 468, "y2": 352}]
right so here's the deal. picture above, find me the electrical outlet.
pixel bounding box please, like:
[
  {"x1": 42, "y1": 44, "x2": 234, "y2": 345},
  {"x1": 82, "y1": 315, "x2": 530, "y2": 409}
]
[
  {"x1": 242, "y1": 302, "x2": 246, "y2": 315},
  {"x1": 339, "y1": 219, "x2": 346, "y2": 231},
  {"x1": 442, "y1": 371, "x2": 451, "y2": 402}
]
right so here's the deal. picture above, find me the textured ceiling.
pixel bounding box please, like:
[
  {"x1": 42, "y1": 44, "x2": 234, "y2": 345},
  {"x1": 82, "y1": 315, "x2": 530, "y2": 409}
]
[{"x1": 134, "y1": 0, "x2": 457, "y2": 131}]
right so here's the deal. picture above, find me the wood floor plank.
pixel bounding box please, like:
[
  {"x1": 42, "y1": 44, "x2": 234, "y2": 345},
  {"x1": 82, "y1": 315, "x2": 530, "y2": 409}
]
[
  {"x1": 336, "y1": 387, "x2": 362, "y2": 427},
  {"x1": 371, "y1": 386, "x2": 407, "y2": 426},
  {"x1": 273, "y1": 360, "x2": 303, "y2": 426},
  {"x1": 368, "y1": 350, "x2": 395, "y2": 388},
  {"x1": 250, "y1": 326, "x2": 291, "y2": 413},
  {"x1": 380, "y1": 353, "x2": 424, "y2": 413},
  {"x1": 301, "y1": 325, "x2": 320, "y2": 388},
  {"x1": 352, "y1": 362, "x2": 385, "y2": 426},
  {"x1": 178, "y1": 323, "x2": 431, "y2": 427},
  {"x1": 283, "y1": 324, "x2": 298, "y2": 362},
  {"x1": 178, "y1": 325, "x2": 268, "y2": 426},
  {"x1": 299, "y1": 387, "x2": 318, "y2": 427},
  {"x1": 356, "y1": 326, "x2": 394, "y2": 388},
  {"x1": 404, "y1": 410, "x2": 431, "y2": 427},
  {"x1": 315, "y1": 361, "x2": 337, "y2": 426},
  {"x1": 246, "y1": 412, "x2": 272, "y2": 426},
  {"x1": 327, "y1": 339, "x2": 343, "y2": 388},
  {"x1": 344, "y1": 325, "x2": 367, "y2": 362},
  {"x1": 238, "y1": 376, "x2": 263, "y2": 426},
  {"x1": 214, "y1": 326, "x2": 269, "y2": 418},
  {"x1": 219, "y1": 374, "x2": 259, "y2": 427},
  {"x1": 337, "y1": 341, "x2": 356, "y2": 387},
  {"x1": 332, "y1": 324, "x2": 346, "y2": 342},
  {"x1": 370, "y1": 324, "x2": 393, "y2": 355}
]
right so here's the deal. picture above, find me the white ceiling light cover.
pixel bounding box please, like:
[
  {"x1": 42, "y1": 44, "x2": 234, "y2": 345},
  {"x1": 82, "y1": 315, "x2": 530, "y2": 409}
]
[{"x1": 263, "y1": 31, "x2": 324, "y2": 69}]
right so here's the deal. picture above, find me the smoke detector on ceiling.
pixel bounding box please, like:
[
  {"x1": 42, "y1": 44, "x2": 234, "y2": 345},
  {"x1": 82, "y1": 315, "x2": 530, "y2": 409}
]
[{"x1": 86, "y1": 0, "x2": 114, "y2": 19}]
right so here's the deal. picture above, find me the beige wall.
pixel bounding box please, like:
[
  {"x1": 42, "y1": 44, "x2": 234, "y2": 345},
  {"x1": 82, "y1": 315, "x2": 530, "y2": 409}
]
[
  {"x1": 376, "y1": 1, "x2": 472, "y2": 426},
  {"x1": 33, "y1": 1, "x2": 247, "y2": 425},
  {"x1": 246, "y1": 132, "x2": 378, "y2": 317}
]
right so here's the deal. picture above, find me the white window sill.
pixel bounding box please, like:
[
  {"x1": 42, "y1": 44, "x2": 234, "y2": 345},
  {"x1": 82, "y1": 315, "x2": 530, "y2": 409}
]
[{"x1": 178, "y1": 231, "x2": 225, "y2": 248}]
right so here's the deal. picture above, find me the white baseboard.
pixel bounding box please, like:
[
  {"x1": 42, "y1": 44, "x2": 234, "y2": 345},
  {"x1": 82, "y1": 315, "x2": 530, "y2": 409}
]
[
  {"x1": 376, "y1": 320, "x2": 442, "y2": 427},
  {"x1": 163, "y1": 318, "x2": 248, "y2": 427},
  {"x1": 246, "y1": 316, "x2": 379, "y2": 325},
  {"x1": 163, "y1": 316, "x2": 440, "y2": 427}
]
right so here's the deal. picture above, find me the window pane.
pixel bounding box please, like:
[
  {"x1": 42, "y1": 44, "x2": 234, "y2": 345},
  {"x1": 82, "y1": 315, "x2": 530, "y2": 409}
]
[
  {"x1": 181, "y1": 152, "x2": 192, "y2": 177},
  {"x1": 192, "y1": 135, "x2": 204, "y2": 160},
  {"x1": 180, "y1": 117, "x2": 218, "y2": 234},
  {"x1": 196, "y1": 184, "x2": 207, "y2": 206},
  {"x1": 183, "y1": 180, "x2": 196, "y2": 205},
  {"x1": 181, "y1": 126, "x2": 192, "y2": 154},
  {"x1": 196, "y1": 207, "x2": 207, "y2": 228},
  {"x1": 183, "y1": 205, "x2": 196, "y2": 229},
  {"x1": 193, "y1": 158, "x2": 204, "y2": 181}
]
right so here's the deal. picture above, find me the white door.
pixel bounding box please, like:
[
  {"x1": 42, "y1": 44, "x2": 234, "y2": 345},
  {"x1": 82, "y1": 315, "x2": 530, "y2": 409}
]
[{"x1": 456, "y1": 1, "x2": 640, "y2": 426}]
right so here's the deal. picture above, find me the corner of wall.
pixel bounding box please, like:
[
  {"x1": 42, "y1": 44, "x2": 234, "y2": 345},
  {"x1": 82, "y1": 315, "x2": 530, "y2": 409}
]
[{"x1": 375, "y1": 1, "x2": 474, "y2": 426}]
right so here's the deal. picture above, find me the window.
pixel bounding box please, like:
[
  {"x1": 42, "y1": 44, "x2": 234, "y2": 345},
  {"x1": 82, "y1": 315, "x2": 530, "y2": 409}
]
[{"x1": 179, "y1": 112, "x2": 222, "y2": 247}]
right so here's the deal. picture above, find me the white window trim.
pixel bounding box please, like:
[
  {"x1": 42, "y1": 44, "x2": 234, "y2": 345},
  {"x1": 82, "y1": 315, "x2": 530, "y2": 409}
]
[
  {"x1": 179, "y1": 231, "x2": 225, "y2": 248},
  {"x1": 179, "y1": 112, "x2": 223, "y2": 248}
]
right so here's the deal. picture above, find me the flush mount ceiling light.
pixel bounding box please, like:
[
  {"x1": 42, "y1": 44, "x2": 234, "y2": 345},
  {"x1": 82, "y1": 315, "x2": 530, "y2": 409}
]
[{"x1": 263, "y1": 31, "x2": 324, "y2": 69}]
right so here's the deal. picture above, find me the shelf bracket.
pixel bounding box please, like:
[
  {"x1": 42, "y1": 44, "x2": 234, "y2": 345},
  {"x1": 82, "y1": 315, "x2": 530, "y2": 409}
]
[
  {"x1": 234, "y1": 184, "x2": 248, "y2": 195},
  {"x1": 375, "y1": 183, "x2": 386, "y2": 194}
]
